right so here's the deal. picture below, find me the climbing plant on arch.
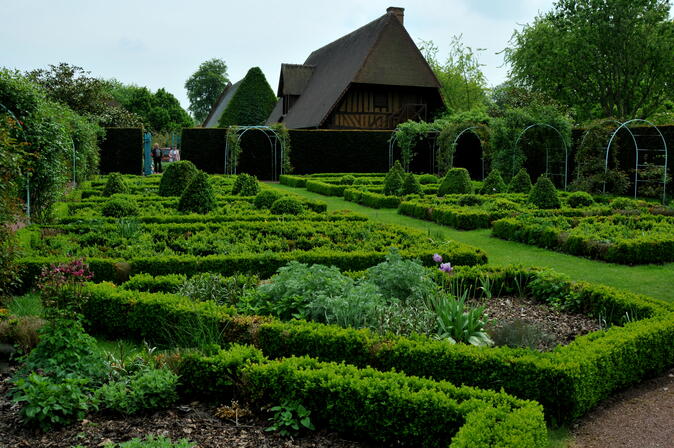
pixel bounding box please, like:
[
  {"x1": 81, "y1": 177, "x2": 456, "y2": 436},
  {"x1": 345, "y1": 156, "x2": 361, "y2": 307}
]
[
  {"x1": 224, "y1": 124, "x2": 291, "y2": 180},
  {"x1": 436, "y1": 118, "x2": 491, "y2": 179},
  {"x1": 389, "y1": 120, "x2": 443, "y2": 172}
]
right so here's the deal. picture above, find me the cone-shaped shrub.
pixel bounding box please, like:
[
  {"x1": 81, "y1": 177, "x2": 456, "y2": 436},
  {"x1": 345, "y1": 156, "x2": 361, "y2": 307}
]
[
  {"x1": 178, "y1": 171, "x2": 216, "y2": 214},
  {"x1": 438, "y1": 168, "x2": 473, "y2": 195},
  {"x1": 402, "y1": 173, "x2": 423, "y2": 195},
  {"x1": 231, "y1": 173, "x2": 260, "y2": 196},
  {"x1": 158, "y1": 160, "x2": 198, "y2": 197},
  {"x1": 383, "y1": 161, "x2": 405, "y2": 196},
  {"x1": 102, "y1": 173, "x2": 129, "y2": 197},
  {"x1": 254, "y1": 190, "x2": 283, "y2": 209},
  {"x1": 529, "y1": 175, "x2": 561, "y2": 209},
  {"x1": 508, "y1": 168, "x2": 532, "y2": 194},
  {"x1": 480, "y1": 169, "x2": 507, "y2": 194}
]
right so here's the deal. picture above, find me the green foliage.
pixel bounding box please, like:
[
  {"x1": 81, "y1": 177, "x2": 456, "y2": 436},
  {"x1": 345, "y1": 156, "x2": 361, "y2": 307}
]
[
  {"x1": 418, "y1": 36, "x2": 489, "y2": 114},
  {"x1": 11, "y1": 373, "x2": 95, "y2": 430},
  {"x1": 177, "y1": 171, "x2": 216, "y2": 214},
  {"x1": 383, "y1": 161, "x2": 405, "y2": 196},
  {"x1": 103, "y1": 173, "x2": 130, "y2": 196},
  {"x1": 402, "y1": 173, "x2": 423, "y2": 195},
  {"x1": 439, "y1": 168, "x2": 473, "y2": 195},
  {"x1": 391, "y1": 121, "x2": 444, "y2": 169},
  {"x1": 217, "y1": 67, "x2": 277, "y2": 127},
  {"x1": 529, "y1": 176, "x2": 561, "y2": 209},
  {"x1": 185, "y1": 58, "x2": 229, "y2": 123},
  {"x1": 94, "y1": 436, "x2": 194, "y2": 448},
  {"x1": 365, "y1": 248, "x2": 438, "y2": 305},
  {"x1": 567, "y1": 191, "x2": 595, "y2": 208},
  {"x1": 505, "y1": 0, "x2": 674, "y2": 120},
  {"x1": 231, "y1": 173, "x2": 260, "y2": 196},
  {"x1": 158, "y1": 160, "x2": 198, "y2": 197},
  {"x1": 96, "y1": 367, "x2": 178, "y2": 415},
  {"x1": 508, "y1": 168, "x2": 533, "y2": 193},
  {"x1": 269, "y1": 197, "x2": 305, "y2": 215},
  {"x1": 609, "y1": 197, "x2": 642, "y2": 210},
  {"x1": 418, "y1": 174, "x2": 439, "y2": 184},
  {"x1": 177, "y1": 273, "x2": 258, "y2": 306},
  {"x1": 102, "y1": 198, "x2": 139, "y2": 218},
  {"x1": 266, "y1": 400, "x2": 315, "y2": 437},
  {"x1": 122, "y1": 273, "x2": 186, "y2": 294},
  {"x1": 253, "y1": 190, "x2": 282, "y2": 209},
  {"x1": 431, "y1": 294, "x2": 493, "y2": 346},
  {"x1": 339, "y1": 175, "x2": 356, "y2": 185},
  {"x1": 479, "y1": 169, "x2": 507, "y2": 194}
]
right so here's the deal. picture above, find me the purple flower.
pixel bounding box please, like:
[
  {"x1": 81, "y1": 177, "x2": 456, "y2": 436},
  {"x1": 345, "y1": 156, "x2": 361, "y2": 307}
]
[
  {"x1": 432, "y1": 253, "x2": 443, "y2": 263},
  {"x1": 439, "y1": 262, "x2": 453, "y2": 274}
]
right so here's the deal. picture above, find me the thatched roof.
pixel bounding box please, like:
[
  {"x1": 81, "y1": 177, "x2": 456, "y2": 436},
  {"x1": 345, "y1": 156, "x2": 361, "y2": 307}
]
[{"x1": 267, "y1": 8, "x2": 441, "y2": 129}]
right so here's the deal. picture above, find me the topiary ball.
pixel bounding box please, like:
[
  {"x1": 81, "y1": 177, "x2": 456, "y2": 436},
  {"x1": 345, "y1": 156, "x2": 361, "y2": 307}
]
[
  {"x1": 158, "y1": 160, "x2": 198, "y2": 197},
  {"x1": 178, "y1": 171, "x2": 216, "y2": 214},
  {"x1": 102, "y1": 173, "x2": 129, "y2": 197},
  {"x1": 529, "y1": 176, "x2": 561, "y2": 209},
  {"x1": 508, "y1": 168, "x2": 533, "y2": 194},
  {"x1": 102, "y1": 198, "x2": 138, "y2": 217},
  {"x1": 339, "y1": 175, "x2": 356, "y2": 185},
  {"x1": 254, "y1": 190, "x2": 283, "y2": 209},
  {"x1": 270, "y1": 197, "x2": 305, "y2": 215},
  {"x1": 231, "y1": 173, "x2": 260, "y2": 196},
  {"x1": 417, "y1": 174, "x2": 439, "y2": 185},
  {"x1": 480, "y1": 169, "x2": 507, "y2": 194},
  {"x1": 567, "y1": 191, "x2": 595, "y2": 208},
  {"x1": 438, "y1": 168, "x2": 473, "y2": 195},
  {"x1": 402, "y1": 173, "x2": 423, "y2": 195}
]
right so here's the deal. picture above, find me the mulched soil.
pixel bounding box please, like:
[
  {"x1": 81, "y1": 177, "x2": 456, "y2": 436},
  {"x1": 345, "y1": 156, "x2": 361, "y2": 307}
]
[
  {"x1": 571, "y1": 368, "x2": 674, "y2": 448},
  {"x1": 0, "y1": 370, "x2": 367, "y2": 448},
  {"x1": 471, "y1": 296, "x2": 601, "y2": 351}
]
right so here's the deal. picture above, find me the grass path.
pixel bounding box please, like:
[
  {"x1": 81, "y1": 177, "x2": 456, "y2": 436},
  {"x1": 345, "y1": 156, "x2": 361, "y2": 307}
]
[{"x1": 271, "y1": 183, "x2": 674, "y2": 302}]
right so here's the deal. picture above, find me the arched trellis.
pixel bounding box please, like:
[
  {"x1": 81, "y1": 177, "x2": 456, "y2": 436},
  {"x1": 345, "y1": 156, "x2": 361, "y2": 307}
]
[
  {"x1": 451, "y1": 126, "x2": 487, "y2": 180},
  {"x1": 604, "y1": 119, "x2": 669, "y2": 203},
  {"x1": 388, "y1": 130, "x2": 439, "y2": 173},
  {"x1": 513, "y1": 123, "x2": 570, "y2": 190},
  {"x1": 576, "y1": 120, "x2": 623, "y2": 181},
  {"x1": 224, "y1": 126, "x2": 285, "y2": 181},
  {"x1": 0, "y1": 103, "x2": 32, "y2": 220}
]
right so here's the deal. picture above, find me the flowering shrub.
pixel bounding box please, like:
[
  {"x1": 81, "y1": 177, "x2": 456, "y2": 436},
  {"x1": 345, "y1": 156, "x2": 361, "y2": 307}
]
[{"x1": 38, "y1": 259, "x2": 93, "y2": 318}]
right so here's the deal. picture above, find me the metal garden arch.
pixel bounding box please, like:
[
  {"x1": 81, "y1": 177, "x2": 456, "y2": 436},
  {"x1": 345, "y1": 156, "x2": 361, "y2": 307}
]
[
  {"x1": 513, "y1": 123, "x2": 570, "y2": 190},
  {"x1": 451, "y1": 126, "x2": 487, "y2": 180},
  {"x1": 388, "y1": 130, "x2": 440, "y2": 173},
  {"x1": 603, "y1": 119, "x2": 669, "y2": 203},
  {"x1": 224, "y1": 126, "x2": 285, "y2": 181}
]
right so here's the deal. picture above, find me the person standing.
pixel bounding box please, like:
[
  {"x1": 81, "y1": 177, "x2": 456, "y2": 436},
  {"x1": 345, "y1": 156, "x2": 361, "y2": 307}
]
[{"x1": 152, "y1": 143, "x2": 162, "y2": 174}]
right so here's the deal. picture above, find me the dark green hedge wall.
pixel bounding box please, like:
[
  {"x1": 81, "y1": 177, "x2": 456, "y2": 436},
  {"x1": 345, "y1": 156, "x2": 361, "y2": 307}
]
[
  {"x1": 100, "y1": 128, "x2": 143, "y2": 174},
  {"x1": 180, "y1": 128, "x2": 227, "y2": 173}
]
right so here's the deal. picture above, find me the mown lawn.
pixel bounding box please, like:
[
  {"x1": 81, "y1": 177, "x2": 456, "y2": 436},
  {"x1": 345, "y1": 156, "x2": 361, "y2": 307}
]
[{"x1": 271, "y1": 183, "x2": 674, "y2": 303}]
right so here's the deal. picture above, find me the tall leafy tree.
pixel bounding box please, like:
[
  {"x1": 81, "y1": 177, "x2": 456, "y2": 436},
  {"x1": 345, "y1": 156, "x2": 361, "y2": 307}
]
[
  {"x1": 505, "y1": 0, "x2": 674, "y2": 120},
  {"x1": 418, "y1": 35, "x2": 488, "y2": 114},
  {"x1": 184, "y1": 58, "x2": 229, "y2": 123}
]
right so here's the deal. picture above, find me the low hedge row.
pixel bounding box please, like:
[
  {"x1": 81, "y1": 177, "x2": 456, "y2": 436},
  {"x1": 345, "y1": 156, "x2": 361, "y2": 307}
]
[
  {"x1": 492, "y1": 215, "x2": 674, "y2": 264},
  {"x1": 279, "y1": 175, "x2": 307, "y2": 188},
  {"x1": 79, "y1": 265, "x2": 674, "y2": 423},
  {"x1": 399, "y1": 201, "x2": 494, "y2": 230},
  {"x1": 305, "y1": 180, "x2": 347, "y2": 197},
  {"x1": 343, "y1": 189, "x2": 401, "y2": 209},
  {"x1": 178, "y1": 348, "x2": 546, "y2": 447}
]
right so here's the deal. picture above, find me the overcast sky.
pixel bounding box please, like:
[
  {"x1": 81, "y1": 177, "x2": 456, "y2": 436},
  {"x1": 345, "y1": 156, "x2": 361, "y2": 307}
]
[{"x1": 1, "y1": 0, "x2": 557, "y2": 112}]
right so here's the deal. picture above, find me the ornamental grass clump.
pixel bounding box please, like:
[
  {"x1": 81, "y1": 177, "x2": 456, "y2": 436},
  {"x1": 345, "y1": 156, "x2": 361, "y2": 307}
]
[
  {"x1": 102, "y1": 173, "x2": 129, "y2": 197},
  {"x1": 438, "y1": 168, "x2": 473, "y2": 195},
  {"x1": 479, "y1": 169, "x2": 507, "y2": 194},
  {"x1": 529, "y1": 175, "x2": 561, "y2": 209},
  {"x1": 177, "y1": 171, "x2": 216, "y2": 214},
  {"x1": 508, "y1": 168, "x2": 533, "y2": 193},
  {"x1": 158, "y1": 160, "x2": 198, "y2": 197}
]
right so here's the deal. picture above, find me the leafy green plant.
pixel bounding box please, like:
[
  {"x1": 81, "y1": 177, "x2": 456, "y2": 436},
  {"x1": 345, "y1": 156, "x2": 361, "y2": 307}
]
[
  {"x1": 508, "y1": 168, "x2": 533, "y2": 193},
  {"x1": 37, "y1": 259, "x2": 93, "y2": 319},
  {"x1": 383, "y1": 161, "x2": 405, "y2": 196},
  {"x1": 269, "y1": 197, "x2": 304, "y2": 215},
  {"x1": 158, "y1": 160, "x2": 198, "y2": 197},
  {"x1": 480, "y1": 169, "x2": 507, "y2": 194},
  {"x1": 177, "y1": 171, "x2": 216, "y2": 214},
  {"x1": 116, "y1": 218, "x2": 142, "y2": 239},
  {"x1": 529, "y1": 175, "x2": 561, "y2": 209},
  {"x1": 96, "y1": 366, "x2": 178, "y2": 415},
  {"x1": 177, "y1": 273, "x2": 258, "y2": 306},
  {"x1": 438, "y1": 168, "x2": 473, "y2": 195},
  {"x1": 457, "y1": 194, "x2": 484, "y2": 206},
  {"x1": 567, "y1": 191, "x2": 595, "y2": 208},
  {"x1": 102, "y1": 197, "x2": 139, "y2": 218},
  {"x1": 339, "y1": 174, "x2": 356, "y2": 185},
  {"x1": 102, "y1": 173, "x2": 129, "y2": 197},
  {"x1": 89, "y1": 435, "x2": 194, "y2": 448},
  {"x1": 417, "y1": 174, "x2": 439, "y2": 184},
  {"x1": 266, "y1": 400, "x2": 315, "y2": 437},
  {"x1": 11, "y1": 373, "x2": 95, "y2": 430},
  {"x1": 254, "y1": 190, "x2": 282, "y2": 209},
  {"x1": 231, "y1": 173, "x2": 260, "y2": 196},
  {"x1": 431, "y1": 293, "x2": 493, "y2": 346}
]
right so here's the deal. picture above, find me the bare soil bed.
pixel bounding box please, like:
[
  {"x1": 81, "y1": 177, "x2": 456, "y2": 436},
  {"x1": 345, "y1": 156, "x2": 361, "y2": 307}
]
[
  {"x1": 471, "y1": 296, "x2": 602, "y2": 351},
  {"x1": 0, "y1": 371, "x2": 367, "y2": 448}
]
